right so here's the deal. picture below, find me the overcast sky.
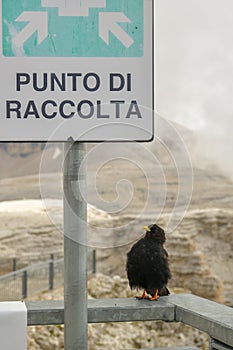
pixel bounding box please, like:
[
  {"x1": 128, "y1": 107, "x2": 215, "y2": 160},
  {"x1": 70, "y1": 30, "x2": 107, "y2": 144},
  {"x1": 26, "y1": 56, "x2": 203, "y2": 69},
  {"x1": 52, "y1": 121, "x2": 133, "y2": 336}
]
[{"x1": 155, "y1": 0, "x2": 233, "y2": 178}]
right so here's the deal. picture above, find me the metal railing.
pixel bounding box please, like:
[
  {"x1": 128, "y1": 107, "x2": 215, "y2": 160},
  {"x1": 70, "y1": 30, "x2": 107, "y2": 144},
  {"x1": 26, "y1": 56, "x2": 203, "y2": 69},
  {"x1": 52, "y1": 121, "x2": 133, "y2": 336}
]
[
  {"x1": 25, "y1": 294, "x2": 233, "y2": 349},
  {"x1": 0, "y1": 252, "x2": 63, "y2": 275},
  {"x1": 0, "y1": 249, "x2": 97, "y2": 300},
  {"x1": 0, "y1": 258, "x2": 64, "y2": 300},
  {"x1": 1, "y1": 254, "x2": 232, "y2": 349},
  {"x1": 0, "y1": 260, "x2": 232, "y2": 349}
]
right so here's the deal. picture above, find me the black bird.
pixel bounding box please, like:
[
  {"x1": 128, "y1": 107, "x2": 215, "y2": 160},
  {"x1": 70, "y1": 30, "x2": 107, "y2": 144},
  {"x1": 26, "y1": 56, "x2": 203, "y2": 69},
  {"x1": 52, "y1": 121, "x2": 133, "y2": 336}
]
[{"x1": 126, "y1": 224, "x2": 171, "y2": 301}]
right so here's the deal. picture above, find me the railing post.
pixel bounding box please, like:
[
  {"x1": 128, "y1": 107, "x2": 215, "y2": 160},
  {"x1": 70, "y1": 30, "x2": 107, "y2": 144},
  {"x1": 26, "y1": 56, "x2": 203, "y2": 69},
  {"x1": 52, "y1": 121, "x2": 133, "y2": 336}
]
[
  {"x1": 49, "y1": 254, "x2": 54, "y2": 291},
  {"x1": 13, "y1": 258, "x2": 17, "y2": 273},
  {"x1": 92, "y1": 250, "x2": 96, "y2": 274},
  {"x1": 13, "y1": 258, "x2": 17, "y2": 280},
  {"x1": 22, "y1": 271, "x2": 27, "y2": 299}
]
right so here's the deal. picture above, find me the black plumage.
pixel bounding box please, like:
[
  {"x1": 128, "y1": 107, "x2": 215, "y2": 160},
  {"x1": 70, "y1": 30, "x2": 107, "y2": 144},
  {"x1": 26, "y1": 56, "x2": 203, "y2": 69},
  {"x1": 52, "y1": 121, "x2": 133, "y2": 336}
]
[{"x1": 126, "y1": 224, "x2": 171, "y2": 300}]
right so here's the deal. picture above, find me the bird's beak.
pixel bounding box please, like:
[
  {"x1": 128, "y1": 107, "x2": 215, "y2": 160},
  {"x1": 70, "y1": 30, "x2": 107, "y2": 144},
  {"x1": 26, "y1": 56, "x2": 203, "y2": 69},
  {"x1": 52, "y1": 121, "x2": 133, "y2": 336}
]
[{"x1": 143, "y1": 225, "x2": 151, "y2": 232}]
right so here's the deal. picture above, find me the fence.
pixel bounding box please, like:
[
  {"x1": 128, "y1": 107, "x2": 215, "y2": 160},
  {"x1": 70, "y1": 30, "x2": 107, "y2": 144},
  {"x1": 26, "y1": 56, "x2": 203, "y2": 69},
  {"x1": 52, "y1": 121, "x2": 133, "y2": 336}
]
[
  {"x1": 0, "y1": 258, "x2": 63, "y2": 301},
  {"x1": 26, "y1": 294, "x2": 233, "y2": 349},
  {"x1": 0, "y1": 252, "x2": 63, "y2": 275},
  {"x1": 0, "y1": 250, "x2": 97, "y2": 301},
  {"x1": 0, "y1": 259, "x2": 232, "y2": 349}
]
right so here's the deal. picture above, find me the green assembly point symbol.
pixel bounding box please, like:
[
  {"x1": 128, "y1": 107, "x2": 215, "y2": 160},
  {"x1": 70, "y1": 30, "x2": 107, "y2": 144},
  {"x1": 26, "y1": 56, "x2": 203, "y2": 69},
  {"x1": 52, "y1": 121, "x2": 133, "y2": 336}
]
[{"x1": 2, "y1": 0, "x2": 144, "y2": 57}]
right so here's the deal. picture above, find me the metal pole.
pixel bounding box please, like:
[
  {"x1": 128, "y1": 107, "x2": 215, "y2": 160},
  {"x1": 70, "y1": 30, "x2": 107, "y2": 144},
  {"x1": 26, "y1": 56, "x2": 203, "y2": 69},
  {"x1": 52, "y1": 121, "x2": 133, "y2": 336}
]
[
  {"x1": 63, "y1": 141, "x2": 88, "y2": 350},
  {"x1": 13, "y1": 258, "x2": 17, "y2": 280},
  {"x1": 13, "y1": 258, "x2": 17, "y2": 273},
  {"x1": 92, "y1": 249, "x2": 96, "y2": 274},
  {"x1": 22, "y1": 270, "x2": 28, "y2": 299},
  {"x1": 49, "y1": 254, "x2": 54, "y2": 291}
]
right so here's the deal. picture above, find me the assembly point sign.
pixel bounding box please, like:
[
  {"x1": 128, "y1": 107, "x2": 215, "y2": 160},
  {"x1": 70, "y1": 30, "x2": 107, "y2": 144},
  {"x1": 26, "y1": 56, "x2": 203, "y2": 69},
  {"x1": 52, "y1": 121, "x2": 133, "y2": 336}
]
[{"x1": 1, "y1": 0, "x2": 154, "y2": 141}]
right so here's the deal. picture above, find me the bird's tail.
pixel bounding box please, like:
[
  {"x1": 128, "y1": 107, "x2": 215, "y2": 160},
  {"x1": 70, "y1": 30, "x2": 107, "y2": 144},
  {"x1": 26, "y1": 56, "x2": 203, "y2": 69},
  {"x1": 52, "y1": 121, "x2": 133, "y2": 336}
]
[{"x1": 158, "y1": 286, "x2": 170, "y2": 296}]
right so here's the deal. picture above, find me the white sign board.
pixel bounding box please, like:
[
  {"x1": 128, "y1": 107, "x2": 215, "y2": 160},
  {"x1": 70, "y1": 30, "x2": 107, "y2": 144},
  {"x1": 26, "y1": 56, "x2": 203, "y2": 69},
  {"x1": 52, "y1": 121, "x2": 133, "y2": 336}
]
[{"x1": 0, "y1": 0, "x2": 153, "y2": 141}]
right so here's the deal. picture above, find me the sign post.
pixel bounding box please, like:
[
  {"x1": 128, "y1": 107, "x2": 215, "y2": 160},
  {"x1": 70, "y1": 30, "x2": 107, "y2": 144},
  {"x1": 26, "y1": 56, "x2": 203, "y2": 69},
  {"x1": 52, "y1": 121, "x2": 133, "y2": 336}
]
[{"x1": 63, "y1": 140, "x2": 87, "y2": 349}]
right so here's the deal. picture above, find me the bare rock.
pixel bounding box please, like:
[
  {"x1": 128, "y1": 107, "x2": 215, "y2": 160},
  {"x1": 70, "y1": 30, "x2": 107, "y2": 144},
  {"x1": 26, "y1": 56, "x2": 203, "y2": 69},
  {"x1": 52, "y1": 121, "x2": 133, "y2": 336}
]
[{"x1": 167, "y1": 231, "x2": 224, "y2": 303}]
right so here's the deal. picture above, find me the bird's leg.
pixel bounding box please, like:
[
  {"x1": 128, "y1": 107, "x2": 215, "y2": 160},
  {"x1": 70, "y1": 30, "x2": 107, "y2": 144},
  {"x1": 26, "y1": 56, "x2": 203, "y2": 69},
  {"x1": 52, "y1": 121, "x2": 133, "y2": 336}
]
[
  {"x1": 136, "y1": 289, "x2": 148, "y2": 299},
  {"x1": 149, "y1": 289, "x2": 159, "y2": 301}
]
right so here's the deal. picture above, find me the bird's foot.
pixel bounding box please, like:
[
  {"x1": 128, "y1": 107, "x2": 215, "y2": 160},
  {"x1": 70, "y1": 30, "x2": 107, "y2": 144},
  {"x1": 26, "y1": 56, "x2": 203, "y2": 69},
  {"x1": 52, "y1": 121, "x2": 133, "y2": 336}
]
[
  {"x1": 136, "y1": 290, "x2": 148, "y2": 300},
  {"x1": 149, "y1": 289, "x2": 159, "y2": 301}
]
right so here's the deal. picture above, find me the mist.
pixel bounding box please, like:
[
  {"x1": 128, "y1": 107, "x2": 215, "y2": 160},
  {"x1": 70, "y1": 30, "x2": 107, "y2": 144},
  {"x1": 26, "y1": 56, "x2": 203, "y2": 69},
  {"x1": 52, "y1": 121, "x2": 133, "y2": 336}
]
[{"x1": 155, "y1": 0, "x2": 233, "y2": 180}]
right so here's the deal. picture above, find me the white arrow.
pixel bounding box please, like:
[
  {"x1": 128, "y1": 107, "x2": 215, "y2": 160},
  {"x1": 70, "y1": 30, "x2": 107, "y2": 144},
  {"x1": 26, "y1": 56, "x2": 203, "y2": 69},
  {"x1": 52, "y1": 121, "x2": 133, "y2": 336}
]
[
  {"x1": 42, "y1": 0, "x2": 106, "y2": 17},
  {"x1": 99, "y1": 12, "x2": 134, "y2": 48},
  {"x1": 12, "y1": 12, "x2": 48, "y2": 47}
]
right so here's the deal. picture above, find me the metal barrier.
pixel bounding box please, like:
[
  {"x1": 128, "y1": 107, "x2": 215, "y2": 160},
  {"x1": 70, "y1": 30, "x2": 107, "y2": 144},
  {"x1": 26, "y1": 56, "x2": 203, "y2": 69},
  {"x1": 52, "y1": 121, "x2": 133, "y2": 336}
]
[
  {"x1": 26, "y1": 294, "x2": 233, "y2": 349},
  {"x1": 0, "y1": 249, "x2": 97, "y2": 300},
  {"x1": 1, "y1": 256, "x2": 232, "y2": 349},
  {"x1": 0, "y1": 258, "x2": 64, "y2": 300},
  {"x1": 0, "y1": 252, "x2": 63, "y2": 275}
]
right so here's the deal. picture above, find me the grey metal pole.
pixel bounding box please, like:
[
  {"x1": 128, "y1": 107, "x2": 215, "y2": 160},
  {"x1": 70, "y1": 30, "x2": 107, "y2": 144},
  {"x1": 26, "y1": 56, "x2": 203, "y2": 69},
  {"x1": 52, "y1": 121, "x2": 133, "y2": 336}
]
[
  {"x1": 13, "y1": 258, "x2": 17, "y2": 273},
  {"x1": 49, "y1": 255, "x2": 54, "y2": 291},
  {"x1": 92, "y1": 249, "x2": 96, "y2": 274},
  {"x1": 63, "y1": 141, "x2": 88, "y2": 350},
  {"x1": 13, "y1": 258, "x2": 17, "y2": 280},
  {"x1": 22, "y1": 270, "x2": 28, "y2": 299}
]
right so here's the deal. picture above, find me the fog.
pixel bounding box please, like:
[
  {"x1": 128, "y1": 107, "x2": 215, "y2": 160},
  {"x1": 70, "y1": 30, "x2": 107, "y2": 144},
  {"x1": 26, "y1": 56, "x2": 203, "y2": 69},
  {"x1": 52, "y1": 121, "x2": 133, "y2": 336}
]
[{"x1": 155, "y1": 0, "x2": 233, "y2": 179}]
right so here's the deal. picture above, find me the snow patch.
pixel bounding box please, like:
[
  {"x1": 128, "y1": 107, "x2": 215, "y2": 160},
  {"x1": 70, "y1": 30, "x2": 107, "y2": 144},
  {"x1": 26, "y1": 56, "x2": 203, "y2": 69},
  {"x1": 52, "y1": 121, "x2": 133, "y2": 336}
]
[{"x1": 0, "y1": 199, "x2": 111, "y2": 220}]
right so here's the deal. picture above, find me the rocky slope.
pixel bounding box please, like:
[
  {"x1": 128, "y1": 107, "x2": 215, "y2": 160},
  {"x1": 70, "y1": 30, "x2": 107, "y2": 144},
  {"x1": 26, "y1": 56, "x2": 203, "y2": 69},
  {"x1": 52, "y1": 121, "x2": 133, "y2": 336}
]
[{"x1": 0, "y1": 199, "x2": 231, "y2": 305}]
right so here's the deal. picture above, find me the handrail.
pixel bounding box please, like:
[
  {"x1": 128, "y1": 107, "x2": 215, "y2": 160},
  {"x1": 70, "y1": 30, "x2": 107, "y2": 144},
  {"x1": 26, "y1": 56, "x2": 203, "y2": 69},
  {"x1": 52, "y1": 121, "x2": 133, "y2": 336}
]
[
  {"x1": 0, "y1": 258, "x2": 63, "y2": 280},
  {"x1": 25, "y1": 294, "x2": 233, "y2": 348}
]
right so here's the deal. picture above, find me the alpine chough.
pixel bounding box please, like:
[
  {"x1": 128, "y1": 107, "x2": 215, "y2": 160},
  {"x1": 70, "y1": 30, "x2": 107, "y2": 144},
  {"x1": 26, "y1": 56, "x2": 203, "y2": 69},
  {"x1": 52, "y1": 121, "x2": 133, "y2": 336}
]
[{"x1": 126, "y1": 224, "x2": 171, "y2": 301}]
